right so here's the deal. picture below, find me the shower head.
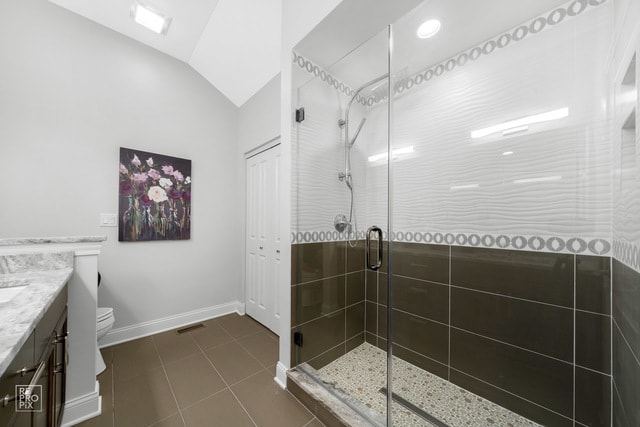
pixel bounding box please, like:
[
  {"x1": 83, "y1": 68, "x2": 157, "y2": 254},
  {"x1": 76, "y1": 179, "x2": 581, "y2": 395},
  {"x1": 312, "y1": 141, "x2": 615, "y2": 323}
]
[{"x1": 349, "y1": 118, "x2": 366, "y2": 147}]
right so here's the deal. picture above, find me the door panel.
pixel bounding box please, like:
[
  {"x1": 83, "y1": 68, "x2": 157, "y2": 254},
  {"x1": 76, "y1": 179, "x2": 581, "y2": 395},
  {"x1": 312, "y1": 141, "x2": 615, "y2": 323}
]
[{"x1": 245, "y1": 143, "x2": 281, "y2": 334}]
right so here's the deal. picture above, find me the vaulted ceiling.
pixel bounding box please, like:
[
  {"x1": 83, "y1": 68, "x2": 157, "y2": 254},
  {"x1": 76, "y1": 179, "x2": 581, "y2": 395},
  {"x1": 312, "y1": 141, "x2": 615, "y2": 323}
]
[{"x1": 48, "y1": 0, "x2": 282, "y2": 107}]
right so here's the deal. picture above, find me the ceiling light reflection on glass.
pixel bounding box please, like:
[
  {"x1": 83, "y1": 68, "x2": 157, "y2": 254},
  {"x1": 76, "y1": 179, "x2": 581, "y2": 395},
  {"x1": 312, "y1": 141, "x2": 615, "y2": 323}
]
[
  {"x1": 513, "y1": 175, "x2": 562, "y2": 184},
  {"x1": 417, "y1": 19, "x2": 441, "y2": 39},
  {"x1": 368, "y1": 146, "x2": 415, "y2": 162},
  {"x1": 471, "y1": 107, "x2": 569, "y2": 139},
  {"x1": 450, "y1": 184, "x2": 479, "y2": 190}
]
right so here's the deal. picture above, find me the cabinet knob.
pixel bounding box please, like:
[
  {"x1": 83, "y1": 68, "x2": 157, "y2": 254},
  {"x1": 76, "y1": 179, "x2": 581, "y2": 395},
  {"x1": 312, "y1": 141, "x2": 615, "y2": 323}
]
[
  {"x1": 259, "y1": 246, "x2": 264, "y2": 250},
  {"x1": 276, "y1": 250, "x2": 280, "y2": 253}
]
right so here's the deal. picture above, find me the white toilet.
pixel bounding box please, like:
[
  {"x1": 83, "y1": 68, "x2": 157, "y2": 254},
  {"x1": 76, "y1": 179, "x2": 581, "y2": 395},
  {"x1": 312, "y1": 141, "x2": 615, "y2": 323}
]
[{"x1": 96, "y1": 307, "x2": 115, "y2": 375}]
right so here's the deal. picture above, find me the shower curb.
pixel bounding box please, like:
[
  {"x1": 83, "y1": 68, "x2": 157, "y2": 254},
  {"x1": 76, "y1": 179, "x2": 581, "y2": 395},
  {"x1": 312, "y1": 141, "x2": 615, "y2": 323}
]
[{"x1": 287, "y1": 367, "x2": 384, "y2": 427}]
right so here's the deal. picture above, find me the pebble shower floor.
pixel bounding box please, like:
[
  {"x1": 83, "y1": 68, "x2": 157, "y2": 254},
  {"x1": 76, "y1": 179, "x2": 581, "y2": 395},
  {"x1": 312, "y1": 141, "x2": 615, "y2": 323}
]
[{"x1": 317, "y1": 343, "x2": 541, "y2": 427}]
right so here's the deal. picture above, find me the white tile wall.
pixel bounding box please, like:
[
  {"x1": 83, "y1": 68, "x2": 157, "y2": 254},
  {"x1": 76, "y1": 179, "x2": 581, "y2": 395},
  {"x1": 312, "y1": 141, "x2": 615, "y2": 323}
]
[{"x1": 292, "y1": 0, "x2": 618, "y2": 257}]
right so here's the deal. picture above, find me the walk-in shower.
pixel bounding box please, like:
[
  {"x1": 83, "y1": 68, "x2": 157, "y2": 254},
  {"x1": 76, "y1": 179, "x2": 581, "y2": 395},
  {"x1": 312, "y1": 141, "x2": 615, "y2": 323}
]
[{"x1": 292, "y1": 0, "x2": 640, "y2": 425}]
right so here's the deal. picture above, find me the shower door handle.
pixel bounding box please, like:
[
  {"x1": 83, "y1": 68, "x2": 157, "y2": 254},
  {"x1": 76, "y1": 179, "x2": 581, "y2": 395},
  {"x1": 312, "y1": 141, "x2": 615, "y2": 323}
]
[{"x1": 366, "y1": 226, "x2": 383, "y2": 271}]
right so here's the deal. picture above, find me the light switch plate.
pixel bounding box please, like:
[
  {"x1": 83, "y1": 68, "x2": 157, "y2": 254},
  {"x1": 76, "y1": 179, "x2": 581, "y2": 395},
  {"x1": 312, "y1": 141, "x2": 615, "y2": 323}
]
[{"x1": 100, "y1": 213, "x2": 117, "y2": 227}]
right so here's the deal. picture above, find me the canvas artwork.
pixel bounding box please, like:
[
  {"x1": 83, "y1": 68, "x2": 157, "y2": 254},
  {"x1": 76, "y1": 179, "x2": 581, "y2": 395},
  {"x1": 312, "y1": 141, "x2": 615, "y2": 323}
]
[{"x1": 118, "y1": 147, "x2": 191, "y2": 241}]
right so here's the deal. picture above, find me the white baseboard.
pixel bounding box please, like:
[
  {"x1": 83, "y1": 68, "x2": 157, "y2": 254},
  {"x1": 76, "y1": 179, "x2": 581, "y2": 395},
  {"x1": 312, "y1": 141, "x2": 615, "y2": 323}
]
[
  {"x1": 236, "y1": 301, "x2": 246, "y2": 315},
  {"x1": 275, "y1": 361, "x2": 288, "y2": 389},
  {"x1": 99, "y1": 301, "x2": 243, "y2": 347},
  {"x1": 61, "y1": 381, "x2": 101, "y2": 427}
]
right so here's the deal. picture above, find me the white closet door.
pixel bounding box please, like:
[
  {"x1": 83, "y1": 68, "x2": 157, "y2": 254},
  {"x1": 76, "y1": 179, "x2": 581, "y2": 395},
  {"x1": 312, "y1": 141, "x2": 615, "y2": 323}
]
[{"x1": 245, "y1": 143, "x2": 280, "y2": 334}]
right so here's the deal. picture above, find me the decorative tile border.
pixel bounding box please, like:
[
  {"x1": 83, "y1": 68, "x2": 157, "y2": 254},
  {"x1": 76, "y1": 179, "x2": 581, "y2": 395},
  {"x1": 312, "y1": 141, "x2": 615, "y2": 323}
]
[
  {"x1": 292, "y1": 51, "x2": 369, "y2": 106},
  {"x1": 291, "y1": 230, "x2": 611, "y2": 256},
  {"x1": 291, "y1": 230, "x2": 366, "y2": 244},
  {"x1": 293, "y1": 0, "x2": 608, "y2": 107},
  {"x1": 613, "y1": 238, "x2": 640, "y2": 273}
]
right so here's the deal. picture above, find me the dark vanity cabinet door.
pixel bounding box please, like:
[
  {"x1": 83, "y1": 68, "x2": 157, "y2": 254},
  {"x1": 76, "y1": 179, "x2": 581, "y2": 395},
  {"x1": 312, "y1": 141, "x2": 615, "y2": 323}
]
[
  {"x1": 51, "y1": 315, "x2": 67, "y2": 427},
  {"x1": 1, "y1": 285, "x2": 67, "y2": 427},
  {"x1": 0, "y1": 332, "x2": 35, "y2": 427}
]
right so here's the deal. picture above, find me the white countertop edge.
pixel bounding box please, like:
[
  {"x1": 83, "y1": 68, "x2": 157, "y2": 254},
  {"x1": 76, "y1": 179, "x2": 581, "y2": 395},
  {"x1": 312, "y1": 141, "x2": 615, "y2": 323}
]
[
  {"x1": 0, "y1": 236, "x2": 107, "y2": 246},
  {"x1": 0, "y1": 268, "x2": 73, "y2": 376}
]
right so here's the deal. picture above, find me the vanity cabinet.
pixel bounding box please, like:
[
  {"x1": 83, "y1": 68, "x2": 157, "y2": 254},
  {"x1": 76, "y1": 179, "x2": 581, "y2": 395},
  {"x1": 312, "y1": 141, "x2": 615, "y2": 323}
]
[{"x1": 1, "y1": 286, "x2": 67, "y2": 427}]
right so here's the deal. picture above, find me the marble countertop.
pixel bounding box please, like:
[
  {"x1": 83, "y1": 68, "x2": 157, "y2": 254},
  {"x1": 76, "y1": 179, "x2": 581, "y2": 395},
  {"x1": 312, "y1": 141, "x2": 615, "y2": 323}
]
[
  {"x1": 0, "y1": 252, "x2": 74, "y2": 376},
  {"x1": 0, "y1": 236, "x2": 107, "y2": 246}
]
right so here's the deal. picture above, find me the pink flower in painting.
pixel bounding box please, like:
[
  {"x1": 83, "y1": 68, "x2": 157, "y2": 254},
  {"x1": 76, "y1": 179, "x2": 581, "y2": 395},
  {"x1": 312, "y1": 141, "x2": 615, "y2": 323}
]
[
  {"x1": 147, "y1": 169, "x2": 161, "y2": 180},
  {"x1": 132, "y1": 173, "x2": 148, "y2": 182},
  {"x1": 161, "y1": 165, "x2": 174, "y2": 175},
  {"x1": 131, "y1": 154, "x2": 141, "y2": 167},
  {"x1": 119, "y1": 164, "x2": 127, "y2": 174},
  {"x1": 146, "y1": 157, "x2": 154, "y2": 167},
  {"x1": 173, "y1": 170, "x2": 184, "y2": 182},
  {"x1": 148, "y1": 186, "x2": 168, "y2": 203},
  {"x1": 159, "y1": 177, "x2": 173, "y2": 189}
]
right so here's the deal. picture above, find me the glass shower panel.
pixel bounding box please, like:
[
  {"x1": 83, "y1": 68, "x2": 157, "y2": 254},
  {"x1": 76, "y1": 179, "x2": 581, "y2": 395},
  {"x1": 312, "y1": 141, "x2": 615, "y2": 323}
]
[
  {"x1": 291, "y1": 27, "x2": 391, "y2": 425},
  {"x1": 388, "y1": 0, "x2": 612, "y2": 426}
]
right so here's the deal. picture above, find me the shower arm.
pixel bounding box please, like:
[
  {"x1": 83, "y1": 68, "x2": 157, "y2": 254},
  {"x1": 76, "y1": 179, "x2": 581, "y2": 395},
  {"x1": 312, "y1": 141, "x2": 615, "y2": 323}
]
[{"x1": 342, "y1": 73, "x2": 389, "y2": 176}]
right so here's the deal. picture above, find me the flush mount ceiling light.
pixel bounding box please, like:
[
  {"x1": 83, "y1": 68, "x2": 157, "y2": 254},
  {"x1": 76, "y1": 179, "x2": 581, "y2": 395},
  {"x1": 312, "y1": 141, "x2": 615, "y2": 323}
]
[
  {"x1": 417, "y1": 19, "x2": 441, "y2": 39},
  {"x1": 471, "y1": 107, "x2": 569, "y2": 139},
  {"x1": 131, "y1": 1, "x2": 172, "y2": 35}
]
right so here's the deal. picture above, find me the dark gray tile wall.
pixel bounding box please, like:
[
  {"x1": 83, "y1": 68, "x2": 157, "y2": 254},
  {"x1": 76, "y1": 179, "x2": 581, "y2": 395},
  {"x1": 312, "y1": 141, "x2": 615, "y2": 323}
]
[
  {"x1": 291, "y1": 241, "x2": 366, "y2": 369},
  {"x1": 612, "y1": 259, "x2": 640, "y2": 427},
  {"x1": 365, "y1": 243, "x2": 612, "y2": 427},
  {"x1": 293, "y1": 241, "x2": 615, "y2": 426}
]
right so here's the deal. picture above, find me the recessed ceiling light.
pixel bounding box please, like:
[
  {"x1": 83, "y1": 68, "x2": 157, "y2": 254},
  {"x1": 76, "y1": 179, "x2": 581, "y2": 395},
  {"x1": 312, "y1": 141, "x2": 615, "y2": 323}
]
[
  {"x1": 131, "y1": 1, "x2": 171, "y2": 35},
  {"x1": 417, "y1": 19, "x2": 441, "y2": 39}
]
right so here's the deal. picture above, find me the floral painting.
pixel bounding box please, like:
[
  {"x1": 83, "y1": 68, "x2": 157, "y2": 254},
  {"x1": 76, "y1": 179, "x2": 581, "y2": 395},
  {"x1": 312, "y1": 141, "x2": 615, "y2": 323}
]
[{"x1": 119, "y1": 147, "x2": 191, "y2": 242}]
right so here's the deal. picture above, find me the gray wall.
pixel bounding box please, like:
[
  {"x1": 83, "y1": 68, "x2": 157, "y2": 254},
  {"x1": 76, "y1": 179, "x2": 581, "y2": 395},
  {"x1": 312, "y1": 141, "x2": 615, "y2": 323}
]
[{"x1": 0, "y1": 0, "x2": 241, "y2": 332}]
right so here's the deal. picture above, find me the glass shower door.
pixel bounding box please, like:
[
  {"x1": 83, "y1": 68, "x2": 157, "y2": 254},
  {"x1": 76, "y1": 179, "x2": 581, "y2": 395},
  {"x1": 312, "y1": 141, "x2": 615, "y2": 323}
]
[
  {"x1": 388, "y1": 0, "x2": 613, "y2": 426},
  {"x1": 291, "y1": 27, "x2": 391, "y2": 425}
]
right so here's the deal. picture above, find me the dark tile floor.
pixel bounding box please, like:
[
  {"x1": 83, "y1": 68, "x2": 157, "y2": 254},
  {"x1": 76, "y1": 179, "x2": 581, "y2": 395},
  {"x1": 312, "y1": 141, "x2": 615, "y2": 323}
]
[{"x1": 78, "y1": 314, "x2": 323, "y2": 427}]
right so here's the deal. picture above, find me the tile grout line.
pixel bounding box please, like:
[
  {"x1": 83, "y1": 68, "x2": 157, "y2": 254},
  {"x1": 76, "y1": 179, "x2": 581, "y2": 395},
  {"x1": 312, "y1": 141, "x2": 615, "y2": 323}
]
[
  {"x1": 448, "y1": 244, "x2": 452, "y2": 382},
  {"x1": 210, "y1": 318, "x2": 316, "y2": 424},
  {"x1": 150, "y1": 334, "x2": 188, "y2": 427},
  {"x1": 571, "y1": 255, "x2": 578, "y2": 426},
  {"x1": 214, "y1": 319, "x2": 275, "y2": 369},
  {"x1": 108, "y1": 349, "x2": 115, "y2": 427},
  {"x1": 449, "y1": 325, "x2": 574, "y2": 366},
  {"x1": 192, "y1": 326, "x2": 260, "y2": 427},
  {"x1": 609, "y1": 255, "x2": 613, "y2": 427},
  {"x1": 449, "y1": 366, "x2": 574, "y2": 423}
]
